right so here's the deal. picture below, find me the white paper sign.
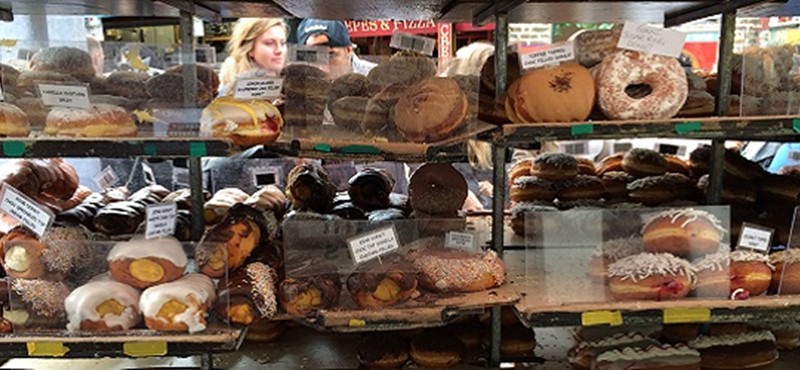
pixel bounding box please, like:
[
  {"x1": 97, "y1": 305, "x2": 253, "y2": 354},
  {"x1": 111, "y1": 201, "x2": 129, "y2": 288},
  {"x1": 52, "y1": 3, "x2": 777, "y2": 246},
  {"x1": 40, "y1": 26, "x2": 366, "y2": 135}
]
[
  {"x1": 94, "y1": 165, "x2": 118, "y2": 189},
  {"x1": 145, "y1": 203, "x2": 178, "y2": 239},
  {"x1": 348, "y1": 226, "x2": 400, "y2": 264},
  {"x1": 520, "y1": 42, "x2": 575, "y2": 70},
  {"x1": 617, "y1": 22, "x2": 687, "y2": 58},
  {"x1": 445, "y1": 231, "x2": 475, "y2": 251},
  {"x1": 559, "y1": 142, "x2": 589, "y2": 156},
  {"x1": 390, "y1": 32, "x2": 436, "y2": 56},
  {"x1": 737, "y1": 223, "x2": 773, "y2": 253},
  {"x1": 0, "y1": 184, "x2": 54, "y2": 237},
  {"x1": 37, "y1": 84, "x2": 91, "y2": 108},
  {"x1": 234, "y1": 78, "x2": 283, "y2": 100}
]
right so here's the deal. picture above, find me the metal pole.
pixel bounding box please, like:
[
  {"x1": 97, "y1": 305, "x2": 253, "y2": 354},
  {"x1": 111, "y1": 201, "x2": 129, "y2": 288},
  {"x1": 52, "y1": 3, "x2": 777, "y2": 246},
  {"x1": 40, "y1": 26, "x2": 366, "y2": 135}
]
[
  {"x1": 708, "y1": 10, "x2": 735, "y2": 204},
  {"x1": 200, "y1": 352, "x2": 213, "y2": 370},
  {"x1": 189, "y1": 157, "x2": 204, "y2": 240},
  {"x1": 489, "y1": 11, "x2": 509, "y2": 368},
  {"x1": 178, "y1": 10, "x2": 198, "y2": 108}
]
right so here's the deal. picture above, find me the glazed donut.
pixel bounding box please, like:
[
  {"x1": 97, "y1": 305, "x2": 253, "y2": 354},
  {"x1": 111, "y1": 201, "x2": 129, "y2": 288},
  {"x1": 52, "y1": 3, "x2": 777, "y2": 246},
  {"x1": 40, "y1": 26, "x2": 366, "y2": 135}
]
[
  {"x1": 410, "y1": 331, "x2": 465, "y2": 368},
  {"x1": 594, "y1": 344, "x2": 701, "y2": 370},
  {"x1": 688, "y1": 331, "x2": 778, "y2": 370},
  {"x1": 64, "y1": 278, "x2": 141, "y2": 332},
  {"x1": 597, "y1": 153, "x2": 625, "y2": 175},
  {"x1": 140, "y1": 273, "x2": 216, "y2": 333},
  {"x1": 770, "y1": 248, "x2": 800, "y2": 294},
  {"x1": 596, "y1": 50, "x2": 688, "y2": 120},
  {"x1": 554, "y1": 175, "x2": 605, "y2": 201},
  {"x1": 627, "y1": 173, "x2": 696, "y2": 206},
  {"x1": 621, "y1": 148, "x2": 667, "y2": 177},
  {"x1": 607, "y1": 252, "x2": 695, "y2": 301},
  {"x1": 510, "y1": 176, "x2": 557, "y2": 202},
  {"x1": 531, "y1": 153, "x2": 579, "y2": 181},
  {"x1": 348, "y1": 168, "x2": 395, "y2": 212},
  {"x1": 406, "y1": 237, "x2": 505, "y2": 293},
  {"x1": 576, "y1": 157, "x2": 598, "y2": 176},
  {"x1": 357, "y1": 333, "x2": 409, "y2": 369},
  {"x1": 44, "y1": 104, "x2": 137, "y2": 137},
  {"x1": 107, "y1": 237, "x2": 188, "y2": 289},
  {"x1": 394, "y1": 77, "x2": 468, "y2": 142},
  {"x1": 641, "y1": 208, "x2": 725, "y2": 257},
  {"x1": 601, "y1": 171, "x2": 635, "y2": 200},
  {"x1": 346, "y1": 255, "x2": 418, "y2": 309},
  {"x1": 508, "y1": 159, "x2": 533, "y2": 186},
  {"x1": 409, "y1": 163, "x2": 468, "y2": 215},
  {"x1": 0, "y1": 103, "x2": 31, "y2": 137},
  {"x1": 588, "y1": 236, "x2": 645, "y2": 281}
]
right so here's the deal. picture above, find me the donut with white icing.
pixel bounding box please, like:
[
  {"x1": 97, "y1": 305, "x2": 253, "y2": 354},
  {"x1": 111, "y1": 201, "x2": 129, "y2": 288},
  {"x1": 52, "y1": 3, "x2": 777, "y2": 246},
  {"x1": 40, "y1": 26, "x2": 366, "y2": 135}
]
[
  {"x1": 140, "y1": 273, "x2": 216, "y2": 333},
  {"x1": 588, "y1": 236, "x2": 644, "y2": 281},
  {"x1": 689, "y1": 330, "x2": 778, "y2": 370},
  {"x1": 596, "y1": 50, "x2": 688, "y2": 120},
  {"x1": 770, "y1": 248, "x2": 800, "y2": 294},
  {"x1": 695, "y1": 249, "x2": 773, "y2": 299},
  {"x1": 64, "y1": 279, "x2": 140, "y2": 332},
  {"x1": 107, "y1": 237, "x2": 188, "y2": 289},
  {"x1": 641, "y1": 208, "x2": 726, "y2": 257},
  {"x1": 607, "y1": 252, "x2": 695, "y2": 301}
]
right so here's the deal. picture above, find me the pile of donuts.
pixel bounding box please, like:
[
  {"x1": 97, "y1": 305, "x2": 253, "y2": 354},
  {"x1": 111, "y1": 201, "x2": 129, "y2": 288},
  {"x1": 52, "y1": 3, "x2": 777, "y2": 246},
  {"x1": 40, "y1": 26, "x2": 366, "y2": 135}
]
[
  {"x1": 568, "y1": 322, "x2": 785, "y2": 370},
  {"x1": 589, "y1": 207, "x2": 800, "y2": 302},
  {"x1": 508, "y1": 149, "x2": 701, "y2": 237}
]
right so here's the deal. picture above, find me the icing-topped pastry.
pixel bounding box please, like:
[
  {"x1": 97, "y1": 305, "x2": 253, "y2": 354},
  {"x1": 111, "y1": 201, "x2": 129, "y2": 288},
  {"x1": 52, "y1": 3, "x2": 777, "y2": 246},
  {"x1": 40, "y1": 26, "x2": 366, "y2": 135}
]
[
  {"x1": 65, "y1": 279, "x2": 140, "y2": 332},
  {"x1": 592, "y1": 237, "x2": 645, "y2": 260},
  {"x1": 107, "y1": 237, "x2": 188, "y2": 289},
  {"x1": 216, "y1": 262, "x2": 278, "y2": 325},
  {"x1": 643, "y1": 208, "x2": 725, "y2": 233},
  {"x1": 608, "y1": 253, "x2": 695, "y2": 283},
  {"x1": 595, "y1": 343, "x2": 700, "y2": 362},
  {"x1": 689, "y1": 330, "x2": 775, "y2": 349},
  {"x1": 140, "y1": 273, "x2": 216, "y2": 333},
  {"x1": 607, "y1": 253, "x2": 695, "y2": 301},
  {"x1": 642, "y1": 208, "x2": 726, "y2": 256},
  {"x1": 770, "y1": 248, "x2": 800, "y2": 264},
  {"x1": 568, "y1": 332, "x2": 659, "y2": 370},
  {"x1": 731, "y1": 249, "x2": 772, "y2": 266},
  {"x1": 107, "y1": 237, "x2": 188, "y2": 266},
  {"x1": 693, "y1": 249, "x2": 730, "y2": 272}
]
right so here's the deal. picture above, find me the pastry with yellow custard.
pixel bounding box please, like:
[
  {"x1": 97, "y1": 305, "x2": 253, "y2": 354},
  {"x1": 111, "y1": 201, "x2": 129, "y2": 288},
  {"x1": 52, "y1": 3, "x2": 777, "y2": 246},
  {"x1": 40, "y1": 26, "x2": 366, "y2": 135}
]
[
  {"x1": 347, "y1": 255, "x2": 418, "y2": 309},
  {"x1": 64, "y1": 275, "x2": 141, "y2": 332},
  {"x1": 44, "y1": 104, "x2": 137, "y2": 137},
  {"x1": 140, "y1": 273, "x2": 216, "y2": 333},
  {"x1": 107, "y1": 237, "x2": 188, "y2": 289},
  {"x1": 200, "y1": 96, "x2": 283, "y2": 147},
  {"x1": 279, "y1": 259, "x2": 341, "y2": 317}
]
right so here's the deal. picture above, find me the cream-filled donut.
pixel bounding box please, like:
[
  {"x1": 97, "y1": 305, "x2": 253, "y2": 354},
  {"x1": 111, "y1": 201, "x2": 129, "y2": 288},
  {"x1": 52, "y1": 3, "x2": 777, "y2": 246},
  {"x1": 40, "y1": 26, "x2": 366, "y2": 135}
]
[
  {"x1": 65, "y1": 279, "x2": 140, "y2": 332},
  {"x1": 140, "y1": 273, "x2": 216, "y2": 333},
  {"x1": 107, "y1": 237, "x2": 188, "y2": 289}
]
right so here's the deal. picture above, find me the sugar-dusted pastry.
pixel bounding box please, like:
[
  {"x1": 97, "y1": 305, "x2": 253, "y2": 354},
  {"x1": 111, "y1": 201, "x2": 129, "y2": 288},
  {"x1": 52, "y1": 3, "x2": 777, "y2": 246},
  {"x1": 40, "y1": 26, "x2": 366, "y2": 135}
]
[
  {"x1": 140, "y1": 273, "x2": 216, "y2": 333},
  {"x1": 107, "y1": 237, "x2": 188, "y2": 289},
  {"x1": 216, "y1": 262, "x2": 277, "y2": 325}
]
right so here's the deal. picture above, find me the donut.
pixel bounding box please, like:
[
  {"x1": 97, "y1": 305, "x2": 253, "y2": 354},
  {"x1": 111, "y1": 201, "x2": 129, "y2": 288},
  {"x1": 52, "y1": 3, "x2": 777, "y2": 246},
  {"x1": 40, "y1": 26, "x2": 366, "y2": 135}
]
[
  {"x1": 361, "y1": 82, "x2": 406, "y2": 133},
  {"x1": 770, "y1": 248, "x2": 800, "y2": 294},
  {"x1": 661, "y1": 324, "x2": 701, "y2": 343},
  {"x1": 140, "y1": 273, "x2": 216, "y2": 333},
  {"x1": 409, "y1": 163, "x2": 468, "y2": 215},
  {"x1": 244, "y1": 185, "x2": 287, "y2": 219},
  {"x1": 101, "y1": 71, "x2": 151, "y2": 100},
  {"x1": 688, "y1": 331, "x2": 778, "y2": 370},
  {"x1": 693, "y1": 250, "x2": 732, "y2": 298},
  {"x1": 501, "y1": 325, "x2": 537, "y2": 356},
  {"x1": 146, "y1": 70, "x2": 214, "y2": 106},
  {"x1": 601, "y1": 171, "x2": 635, "y2": 200},
  {"x1": 346, "y1": 255, "x2": 418, "y2": 309},
  {"x1": 64, "y1": 277, "x2": 140, "y2": 332},
  {"x1": 510, "y1": 176, "x2": 557, "y2": 202},
  {"x1": 689, "y1": 145, "x2": 765, "y2": 181},
  {"x1": 594, "y1": 344, "x2": 701, "y2": 370},
  {"x1": 663, "y1": 154, "x2": 692, "y2": 176},
  {"x1": 165, "y1": 64, "x2": 220, "y2": 98},
  {"x1": 762, "y1": 321, "x2": 800, "y2": 350},
  {"x1": 531, "y1": 153, "x2": 579, "y2": 181},
  {"x1": 607, "y1": 252, "x2": 695, "y2": 301},
  {"x1": 279, "y1": 258, "x2": 341, "y2": 317},
  {"x1": 626, "y1": 173, "x2": 696, "y2": 206},
  {"x1": 29, "y1": 46, "x2": 95, "y2": 82},
  {"x1": 571, "y1": 27, "x2": 623, "y2": 68},
  {"x1": 330, "y1": 96, "x2": 368, "y2": 129},
  {"x1": 553, "y1": 175, "x2": 605, "y2": 201},
  {"x1": 198, "y1": 204, "x2": 276, "y2": 279},
  {"x1": 678, "y1": 90, "x2": 715, "y2": 117},
  {"x1": 200, "y1": 97, "x2": 284, "y2": 147},
  {"x1": 447, "y1": 320, "x2": 482, "y2": 350},
  {"x1": 597, "y1": 153, "x2": 625, "y2": 175},
  {"x1": 286, "y1": 162, "x2": 336, "y2": 214},
  {"x1": 576, "y1": 157, "x2": 598, "y2": 176},
  {"x1": 508, "y1": 159, "x2": 533, "y2": 186},
  {"x1": 694, "y1": 249, "x2": 773, "y2": 299},
  {"x1": 621, "y1": 148, "x2": 667, "y2": 177},
  {"x1": 215, "y1": 262, "x2": 277, "y2": 325},
  {"x1": 596, "y1": 50, "x2": 688, "y2": 120},
  {"x1": 245, "y1": 321, "x2": 287, "y2": 343},
  {"x1": 204, "y1": 188, "x2": 249, "y2": 225},
  {"x1": 759, "y1": 173, "x2": 800, "y2": 205},
  {"x1": 328, "y1": 73, "x2": 369, "y2": 107},
  {"x1": 588, "y1": 236, "x2": 645, "y2": 281},
  {"x1": 0, "y1": 103, "x2": 30, "y2": 137},
  {"x1": 368, "y1": 51, "x2": 437, "y2": 93},
  {"x1": 348, "y1": 168, "x2": 395, "y2": 212},
  {"x1": 394, "y1": 77, "x2": 468, "y2": 142},
  {"x1": 8, "y1": 278, "x2": 70, "y2": 328},
  {"x1": 410, "y1": 330, "x2": 465, "y2": 368},
  {"x1": 568, "y1": 332, "x2": 660, "y2": 370},
  {"x1": 641, "y1": 208, "x2": 726, "y2": 257},
  {"x1": 44, "y1": 104, "x2": 137, "y2": 137},
  {"x1": 406, "y1": 237, "x2": 505, "y2": 293},
  {"x1": 357, "y1": 333, "x2": 409, "y2": 369},
  {"x1": 107, "y1": 237, "x2": 188, "y2": 289}
]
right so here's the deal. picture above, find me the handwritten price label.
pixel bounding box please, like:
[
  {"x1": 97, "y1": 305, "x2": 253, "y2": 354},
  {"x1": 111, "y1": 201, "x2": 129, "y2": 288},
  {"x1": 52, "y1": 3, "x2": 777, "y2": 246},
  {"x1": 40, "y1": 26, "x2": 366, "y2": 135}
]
[
  {"x1": 737, "y1": 223, "x2": 773, "y2": 253},
  {"x1": 234, "y1": 78, "x2": 283, "y2": 99},
  {"x1": 617, "y1": 22, "x2": 686, "y2": 58},
  {"x1": 348, "y1": 226, "x2": 399, "y2": 264},
  {"x1": 37, "y1": 84, "x2": 90, "y2": 108},
  {"x1": 520, "y1": 42, "x2": 575, "y2": 70},
  {"x1": 0, "y1": 184, "x2": 54, "y2": 237},
  {"x1": 145, "y1": 203, "x2": 177, "y2": 239}
]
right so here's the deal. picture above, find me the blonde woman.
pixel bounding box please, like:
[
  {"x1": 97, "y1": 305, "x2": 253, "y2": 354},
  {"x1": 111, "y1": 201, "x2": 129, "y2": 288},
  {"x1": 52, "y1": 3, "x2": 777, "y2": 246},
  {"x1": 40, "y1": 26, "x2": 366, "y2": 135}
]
[{"x1": 219, "y1": 18, "x2": 288, "y2": 92}]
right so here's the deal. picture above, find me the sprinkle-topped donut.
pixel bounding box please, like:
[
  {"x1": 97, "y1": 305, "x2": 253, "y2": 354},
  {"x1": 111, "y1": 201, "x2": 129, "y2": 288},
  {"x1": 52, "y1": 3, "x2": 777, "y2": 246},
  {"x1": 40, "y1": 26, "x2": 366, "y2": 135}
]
[
  {"x1": 596, "y1": 50, "x2": 688, "y2": 120},
  {"x1": 531, "y1": 153, "x2": 579, "y2": 181},
  {"x1": 607, "y1": 252, "x2": 696, "y2": 284}
]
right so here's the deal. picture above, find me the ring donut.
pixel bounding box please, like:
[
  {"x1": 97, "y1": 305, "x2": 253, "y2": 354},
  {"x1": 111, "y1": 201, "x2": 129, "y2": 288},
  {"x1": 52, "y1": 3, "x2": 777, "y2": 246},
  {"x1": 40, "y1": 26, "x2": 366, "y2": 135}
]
[{"x1": 596, "y1": 50, "x2": 688, "y2": 120}]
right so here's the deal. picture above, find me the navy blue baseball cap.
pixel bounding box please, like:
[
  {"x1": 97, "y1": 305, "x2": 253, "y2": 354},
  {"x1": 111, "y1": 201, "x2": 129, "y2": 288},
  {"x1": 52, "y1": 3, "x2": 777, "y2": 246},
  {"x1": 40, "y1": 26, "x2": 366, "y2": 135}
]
[{"x1": 297, "y1": 19, "x2": 352, "y2": 47}]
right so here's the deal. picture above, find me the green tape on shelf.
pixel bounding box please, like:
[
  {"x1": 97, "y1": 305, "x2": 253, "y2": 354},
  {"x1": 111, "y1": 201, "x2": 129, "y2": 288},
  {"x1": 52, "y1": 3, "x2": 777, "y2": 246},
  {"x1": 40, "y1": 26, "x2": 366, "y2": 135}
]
[
  {"x1": 2, "y1": 141, "x2": 26, "y2": 157},
  {"x1": 143, "y1": 143, "x2": 157, "y2": 156},
  {"x1": 340, "y1": 145, "x2": 380, "y2": 154},
  {"x1": 313, "y1": 143, "x2": 332, "y2": 152},
  {"x1": 675, "y1": 121, "x2": 702, "y2": 135},
  {"x1": 570, "y1": 124, "x2": 593, "y2": 136},
  {"x1": 793, "y1": 118, "x2": 800, "y2": 134},
  {"x1": 124, "y1": 341, "x2": 167, "y2": 357},
  {"x1": 26, "y1": 342, "x2": 69, "y2": 357},
  {"x1": 189, "y1": 142, "x2": 207, "y2": 158}
]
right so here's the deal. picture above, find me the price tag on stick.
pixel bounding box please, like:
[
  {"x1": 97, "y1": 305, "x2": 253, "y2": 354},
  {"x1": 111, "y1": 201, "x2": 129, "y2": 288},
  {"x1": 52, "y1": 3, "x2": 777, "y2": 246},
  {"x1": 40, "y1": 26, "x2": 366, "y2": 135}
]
[
  {"x1": 445, "y1": 231, "x2": 476, "y2": 251},
  {"x1": 289, "y1": 45, "x2": 330, "y2": 66},
  {"x1": 737, "y1": 223, "x2": 773, "y2": 253},
  {"x1": 94, "y1": 165, "x2": 118, "y2": 189},
  {"x1": 390, "y1": 32, "x2": 436, "y2": 56},
  {"x1": 0, "y1": 184, "x2": 54, "y2": 238},
  {"x1": 145, "y1": 203, "x2": 178, "y2": 239},
  {"x1": 348, "y1": 226, "x2": 400, "y2": 264}
]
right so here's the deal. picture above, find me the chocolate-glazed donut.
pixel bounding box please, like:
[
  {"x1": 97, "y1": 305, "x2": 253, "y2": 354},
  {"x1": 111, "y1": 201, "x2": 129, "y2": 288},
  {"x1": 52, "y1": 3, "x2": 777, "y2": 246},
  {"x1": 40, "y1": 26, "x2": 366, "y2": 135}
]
[
  {"x1": 348, "y1": 168, "x2": 395, "y2": 212},
  {"x1": 409, "y1": 163, "x2": 467, "y2": 215},
  {"x1": 286, "y1": 162, "x2": 336, "y2": 213}
]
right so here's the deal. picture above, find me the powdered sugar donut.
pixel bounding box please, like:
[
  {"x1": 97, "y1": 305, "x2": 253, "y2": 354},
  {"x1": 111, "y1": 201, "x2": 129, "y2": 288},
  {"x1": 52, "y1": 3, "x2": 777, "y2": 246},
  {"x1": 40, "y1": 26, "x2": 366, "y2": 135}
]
[{"x1": 596, "y1": 51, "x2": 688, "y2": 120}]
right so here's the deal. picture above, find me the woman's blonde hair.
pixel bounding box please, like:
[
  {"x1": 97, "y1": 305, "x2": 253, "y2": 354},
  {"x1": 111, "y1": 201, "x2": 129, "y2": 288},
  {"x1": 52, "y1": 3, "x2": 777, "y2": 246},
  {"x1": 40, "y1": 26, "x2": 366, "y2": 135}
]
[{"x1": 219, "y1": 18, "x2": 287, "y2": 88}]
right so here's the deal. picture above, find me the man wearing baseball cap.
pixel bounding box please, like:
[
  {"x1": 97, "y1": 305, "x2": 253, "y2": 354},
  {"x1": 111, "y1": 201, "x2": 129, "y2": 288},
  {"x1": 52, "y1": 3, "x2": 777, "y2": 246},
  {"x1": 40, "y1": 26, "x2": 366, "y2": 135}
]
[{"x1": 297, "y1": 19, "x2": 376, "y2": 78}]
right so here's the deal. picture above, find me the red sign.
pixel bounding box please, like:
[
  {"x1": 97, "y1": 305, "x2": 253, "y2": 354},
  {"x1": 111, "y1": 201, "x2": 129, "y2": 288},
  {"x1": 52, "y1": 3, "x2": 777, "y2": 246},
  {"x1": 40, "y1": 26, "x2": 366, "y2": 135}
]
[
  {"x1": 345, "y1": 20, "x2": 494, "y2": 38},
  {"x1": 438, "y1": 23, "x2": 453, "y2": 73}
]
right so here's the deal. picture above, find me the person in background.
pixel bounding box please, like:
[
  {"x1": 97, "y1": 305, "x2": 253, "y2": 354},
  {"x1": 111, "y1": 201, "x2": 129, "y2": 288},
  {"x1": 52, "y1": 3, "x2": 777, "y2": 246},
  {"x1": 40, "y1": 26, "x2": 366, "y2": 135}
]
[
  {"x1": 296, "y1": 19, "x2": 376, "y2": 77},
  {"x1": 86, "y1": 37, "x2": 105, "y2": 77},
  {"x1": 219, "y1": 18, "x2": 288, "y2": 92}
]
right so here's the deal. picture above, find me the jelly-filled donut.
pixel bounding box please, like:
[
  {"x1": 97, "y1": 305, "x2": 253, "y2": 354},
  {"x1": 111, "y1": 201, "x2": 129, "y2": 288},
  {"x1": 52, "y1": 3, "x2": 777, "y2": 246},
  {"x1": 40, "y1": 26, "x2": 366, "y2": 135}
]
[{"x1": 596, "y1": 50, "x2": 688, "y2": 120}]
